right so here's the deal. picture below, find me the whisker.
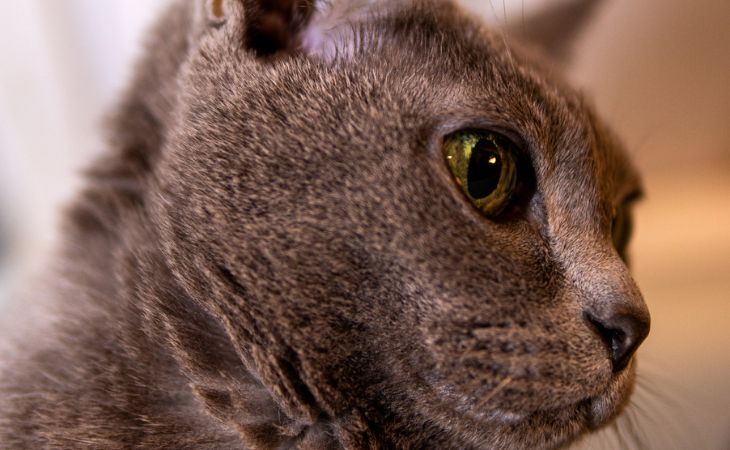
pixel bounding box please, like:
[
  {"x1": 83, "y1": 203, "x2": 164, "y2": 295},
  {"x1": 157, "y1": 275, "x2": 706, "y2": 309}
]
[
  {"x1": 636, "y1": 362, "x2": 702, "y2": 404},
  {"x1": 475, "y1": 376, "x2": 512, "y2": 409},
  {"x1": 625, "y1": 361, "x2": 711, "y2": 450},
  {"x1": 627, "y1": 398, "x2": 656, "y2": 428},
  {"x1": 521, "y1": 0, "x2": 525, "y2": 33},
  {"x1": 486, "y1": 0, "x2": 500, "y2": 24},
  {"x1": 612, "y1": 420, "x2": 630, "y2": 450},
  {"x1": 624, "y1": 407, "x2": 648, "y2": 449}
]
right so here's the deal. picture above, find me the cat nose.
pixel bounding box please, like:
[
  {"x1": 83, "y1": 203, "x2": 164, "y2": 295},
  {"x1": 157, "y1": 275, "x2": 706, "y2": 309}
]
[{"x1": 585, "y1": 305, "x2": 650, "y2": 373}]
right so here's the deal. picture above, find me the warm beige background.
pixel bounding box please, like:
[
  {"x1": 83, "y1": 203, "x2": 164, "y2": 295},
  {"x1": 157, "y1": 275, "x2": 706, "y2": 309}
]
[
  {"x1": 570, "y1": 0, "x2": 730, "y2": 448},
  {"x1": 1, "y1": 0, "x2": 728, "y2": 448}
]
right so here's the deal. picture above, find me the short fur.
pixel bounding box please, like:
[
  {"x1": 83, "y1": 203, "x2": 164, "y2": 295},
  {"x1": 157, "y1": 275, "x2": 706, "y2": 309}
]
[{"x1": 0, "y1": 1, "x2": 649, "y2": 448}]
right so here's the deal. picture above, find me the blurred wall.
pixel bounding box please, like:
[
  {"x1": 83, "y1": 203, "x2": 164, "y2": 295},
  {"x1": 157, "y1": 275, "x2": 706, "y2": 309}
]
[
  {"x1": 571, "y1": 1, "x2": 730, "y2": 448},
  {"x1": 1, "y1": 0, "x2": 728, "y2": 448},
  {"x1": 0, "y1": 0, "x2": 169, "y2": 295}
]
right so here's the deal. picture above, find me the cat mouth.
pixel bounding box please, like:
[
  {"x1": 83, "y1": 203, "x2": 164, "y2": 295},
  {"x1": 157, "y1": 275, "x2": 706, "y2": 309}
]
[
  {"x1": 455, "y1": 366, "x2": 633, "y2": 424},
  {"x1": 485, "y1": 375, "x2": 633, "y2": 450},
  {"x1": 418, "y1": 332, "x2": 639, "y2": 448},
  {"x1": 493, "y1": 364, "x2": 636, "y2": 438},
  {"x1": 434, "y1": 361, "x2": 638, "y2": 448},
  {"x1": 583, "y1": 366, "x2": 636, "y2": 429}
]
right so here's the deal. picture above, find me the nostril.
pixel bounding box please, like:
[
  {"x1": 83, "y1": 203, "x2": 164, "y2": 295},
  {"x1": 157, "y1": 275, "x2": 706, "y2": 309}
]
[{"x1": 584, "y1": 311, "x2": 650, "y2": 373}]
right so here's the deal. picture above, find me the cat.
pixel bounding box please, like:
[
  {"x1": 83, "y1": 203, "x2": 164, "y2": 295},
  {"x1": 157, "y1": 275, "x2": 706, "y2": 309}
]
[{"x1": 0, "y1": 0, "x2": 650, "y2": 448}]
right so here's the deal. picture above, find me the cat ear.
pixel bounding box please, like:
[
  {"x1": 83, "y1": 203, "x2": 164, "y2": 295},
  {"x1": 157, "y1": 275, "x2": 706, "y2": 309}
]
[
  {"x1": 505, "y1": 0, "x2": 603, "y2": 63},
  {"x1": 201, "y1": 0, "x2": 316, "y2": 57},
  {"x1": 202, "y1": 0, "x2": 394, "y2": 59}
]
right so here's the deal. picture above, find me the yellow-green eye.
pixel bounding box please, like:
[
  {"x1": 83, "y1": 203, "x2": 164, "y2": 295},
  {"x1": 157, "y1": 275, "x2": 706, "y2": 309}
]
[{"x1": 443, "y1": 130, "x2": 519, "y2": 217}]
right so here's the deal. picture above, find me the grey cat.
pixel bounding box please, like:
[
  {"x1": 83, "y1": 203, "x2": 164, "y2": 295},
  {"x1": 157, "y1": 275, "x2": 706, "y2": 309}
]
[{"x1": 0, "y1": 0, "x2": 650, "y2": 448}]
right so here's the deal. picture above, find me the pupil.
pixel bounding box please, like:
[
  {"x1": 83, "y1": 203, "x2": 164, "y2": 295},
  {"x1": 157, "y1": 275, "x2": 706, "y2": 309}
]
[{"x1": 467, "y1": 139, "x2": 502, "y2": 199}]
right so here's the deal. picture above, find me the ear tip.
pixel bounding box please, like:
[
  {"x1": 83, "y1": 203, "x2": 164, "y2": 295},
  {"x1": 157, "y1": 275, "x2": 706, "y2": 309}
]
[
  {"x1": 211, "y1": 0, "x2": 225, "y2": 19},
  {"x1": 506, "y1": 0, "x2": 606, "y2": 64}
]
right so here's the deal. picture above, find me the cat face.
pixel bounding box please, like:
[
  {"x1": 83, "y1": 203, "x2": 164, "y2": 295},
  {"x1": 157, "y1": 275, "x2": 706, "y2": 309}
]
[{"x1": 152, "y1": 1, "x2": 649, "y2": 448}]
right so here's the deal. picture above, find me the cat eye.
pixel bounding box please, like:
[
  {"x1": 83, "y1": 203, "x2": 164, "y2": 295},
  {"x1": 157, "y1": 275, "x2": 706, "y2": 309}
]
[
  {"x1": 442, "y1": 130, "x2": 521, "y2": 218},
  {"x1": 611, "y1": 204, "x2": 634, "y2": 262},
  {"x1": 610, "y1": 187, "x2": 642, "y2": 262}
]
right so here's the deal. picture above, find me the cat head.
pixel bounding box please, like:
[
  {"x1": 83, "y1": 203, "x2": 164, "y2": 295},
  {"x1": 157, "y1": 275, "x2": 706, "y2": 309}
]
[{"x1": 148, "y1": 0, "x2": 649, "y2": 448}]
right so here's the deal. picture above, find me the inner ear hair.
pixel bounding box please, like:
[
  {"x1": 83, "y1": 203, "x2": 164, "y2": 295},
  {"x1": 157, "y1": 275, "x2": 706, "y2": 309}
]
[{"x1": 208, "y1": 0, "x2": 392, "y2": 60}]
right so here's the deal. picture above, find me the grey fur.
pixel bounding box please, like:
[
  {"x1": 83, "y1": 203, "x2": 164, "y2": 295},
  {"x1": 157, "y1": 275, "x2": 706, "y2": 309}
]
[{"x1": 0, "y1": 0, "x2": 649, "y2": 448}]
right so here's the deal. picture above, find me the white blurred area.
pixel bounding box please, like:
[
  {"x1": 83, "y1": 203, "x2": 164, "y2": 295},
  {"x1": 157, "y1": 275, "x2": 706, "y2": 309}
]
[
  {"x1": 0, "y1": 0, "x2": 170, "y2": 298},
  {"x1": 0, "y1": 0, "x2": 728, "y2": 449}
]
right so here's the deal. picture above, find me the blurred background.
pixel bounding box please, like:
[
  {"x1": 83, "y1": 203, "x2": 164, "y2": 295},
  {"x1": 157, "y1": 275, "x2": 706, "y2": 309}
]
[{"x1": 0, "y1": 0, "x2": 727, "y2": 448}]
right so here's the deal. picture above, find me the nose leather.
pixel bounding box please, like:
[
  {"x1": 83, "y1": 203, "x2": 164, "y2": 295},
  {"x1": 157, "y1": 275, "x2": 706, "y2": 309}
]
[{"x1": 585, "y1": 307, "x2": 650, "y2": 372}]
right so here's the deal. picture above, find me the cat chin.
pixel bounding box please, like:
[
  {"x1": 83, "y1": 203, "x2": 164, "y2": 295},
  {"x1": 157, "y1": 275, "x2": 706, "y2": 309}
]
[
  {"x1": 526, "y1": 367, "x2": 636, "y2": 449},
  {"x1": 419, "y1": 359, "x2": 637, "y2": 449},
  {"x1": 584, "y1": 360, "x2": 637, "y2": 429}
]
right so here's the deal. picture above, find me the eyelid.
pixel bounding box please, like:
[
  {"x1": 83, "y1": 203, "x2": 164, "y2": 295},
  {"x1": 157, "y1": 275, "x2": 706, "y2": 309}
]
[
  {"x1": 625, "y1": 189, "x2": 643, "y2": 203},
  {"x1": 617, "y1": 189, "x2": 643, "y2": 211},
  {"x1": 424, "y1": 117, "x2": 531, "y2": 158}
]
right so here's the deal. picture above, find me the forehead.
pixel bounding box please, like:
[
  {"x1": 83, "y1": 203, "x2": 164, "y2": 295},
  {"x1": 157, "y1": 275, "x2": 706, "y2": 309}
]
[{"x1": 352, "y1": 2, "x2": 641, "y2": 204}]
